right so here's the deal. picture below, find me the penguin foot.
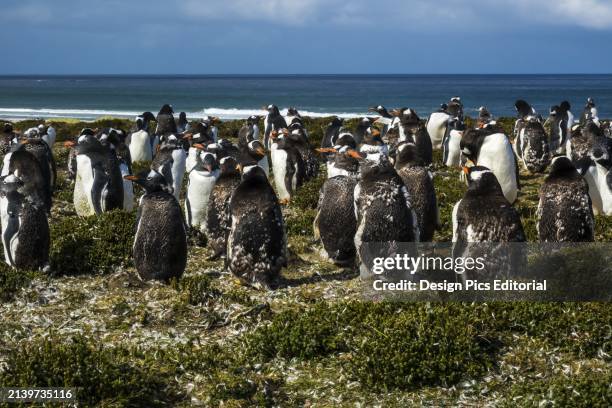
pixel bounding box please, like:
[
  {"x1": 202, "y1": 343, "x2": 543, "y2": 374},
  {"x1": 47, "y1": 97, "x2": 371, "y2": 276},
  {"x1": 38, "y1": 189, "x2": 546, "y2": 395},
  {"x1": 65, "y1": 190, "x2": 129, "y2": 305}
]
[{"x1": 279, "y1": 198, "x2": 290, "y2": 205}]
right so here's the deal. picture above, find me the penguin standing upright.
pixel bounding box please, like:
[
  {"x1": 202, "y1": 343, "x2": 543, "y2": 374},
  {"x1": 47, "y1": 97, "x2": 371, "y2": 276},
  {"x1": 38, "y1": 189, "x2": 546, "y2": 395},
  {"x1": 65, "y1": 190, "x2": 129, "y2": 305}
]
[
  {"x1": 1, "y1": 123, "x2": 16, "y2": 156},
  {"x1": 155, "y1": 104, "x2": 177, "y2": 142},
  {"x1": 37, "y1": 124, "x2": 56, "y2": 149},
  {"x1": 391, "y1": 108, "x2": 432, "y2": 165},
  {"x1": 288, "y1": 124, "x2": 318, "y2": 181},
  {"x1": 1, "y1": 144, "x2": 51, "y2": 214},
  {"x1": 369, "y1": 105, "x2": 394, "y2": 140},
  {"x1": 202, "y1": 116, "x2": 220, "y2": 142},
  {"x1": 284, "y1": 107, "x2": 301, "y2": 127},
  {"x1": 240, "y1": 139, "x2": 269, "y2": 176},
  {"x1": 426, "y1": 103, "x2": 450, "y2": 149},
  {"x1": 126, "y1": 170, "x2": 187, "y2": 281},
  {"x1": 226, "y1": 165, "x2": 286, "y2": 288},
  {"x1": 559, "y1": 101, "x2": 574, "y2": 150},
  {"x1": 581, "y1": 97, "x2": 599, "y2": 125},
  {"x1": 321, "y1": 117, "x2": 344, "y2": 149},
  {"x1": 99, "y1": 128, "x2": 133, "y2": 211},
  {"x1": 354, "y1": 156, "x2": 419, "y2": 278},
  {"x1": 270, "y1": 130, "x2": 305, "y2": 204},
  {"x1": 206, "y1": 156, "x2": 241, "y2": 259},
  {"x1": 537, "y1": 156, "x2": 594, "y2": 242},
  {"x1": 394, "y1": 141, "x2": 439, "y2": 241},
  {"x1": 452, "y1": 166, "x2": 526, "y2": 279},
  {"x1": 442, "y1": 117, "x2": 465, "y2": 167},
  {"x1": 545, "y1": 106, "x2": 568, "y2": 154},
  {"x1": 151, "y1": 135, "x2": 187, "y2": 201},
  {"x1": 0, "y1": 174, "x2": 50, "y2": 270},
  {"x1": 185, "y1": 121, "x2": 214, "y2": 173},
  {"x1": 185, "y1": 144, "x2": 220, "y2": 236},
  {"x1": 238, "y1": 115, "x2": 261, "y2": 148},
  {"x1": 590, "y1": 136, "x2": 612, "y2": 215},
  {"x1": 513, "y1": 99, "x2": 538, "y2": 159},
  {"x1": 359, "y1": 127, "x2": 388, "y2": 163},
  {"x1": 518, "y1": 117, "x2": 551, "y2": 173},
  {"x1": 177, "y1": 112, "x2": 190, "y2": 134},
  {"x1": 21, "y1": 130, "x2": 56, "y2": 190},
  {"x1": 263, "y1": 105, "x2": 288, "y2": 148},
  {"x1": 460, "y1": 126, "x2": 519, "y2": 204},
  {"x1": 314, "y1": 167, "x2": 358, "y2": 265},
  {"x1": 129, "y1": 115, "x2": 155, "y2": 162},
  {"x1": 67, "y1": 131, "x2": 124, "y2": 216}
]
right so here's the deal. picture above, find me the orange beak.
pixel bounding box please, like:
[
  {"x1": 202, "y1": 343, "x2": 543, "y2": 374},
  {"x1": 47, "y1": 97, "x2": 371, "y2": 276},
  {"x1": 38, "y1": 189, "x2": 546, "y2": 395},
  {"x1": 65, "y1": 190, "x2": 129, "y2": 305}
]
[
  {"x1": 124, "y1": 175, "x2": 139, "y2": 181},
  {"x1": 64, "y1": 141, "x2": 76, "y2": 148},
  {"x1": 462, "y1": 166, "x2": 469, "y2": 175},
  {"x1": 371, "y1": 128, "x2": 381, "y2": 137},
  {"x1": 347, "y1": 150, "x2": 363, "y2": 159},
  {"x1": 193, "y1": 143, "x2": 205, "y2": 150},
  {"x1": 255, "y1": 146, "x2": 266, "y2": 156},
  {"x1": 183, "y1": 133, "x2": 193, "y2": 140},
  {"x1": 316, "y1": 147, "x2": 337, "y2": 154}
]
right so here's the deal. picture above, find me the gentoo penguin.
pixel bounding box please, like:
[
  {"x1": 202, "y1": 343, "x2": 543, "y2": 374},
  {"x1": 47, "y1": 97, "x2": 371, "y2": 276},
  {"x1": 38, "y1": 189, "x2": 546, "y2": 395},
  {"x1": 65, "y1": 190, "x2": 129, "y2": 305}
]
[
  {"x1": 390, "y1": 108, "x2": 432, "y2": 165},
  {"x1": 126, "y1": 170, "x2": 187, "y2": 282},
  {"x1": 288, "y1": 123, "x2": 318, "y2": 181},
  {"x1": 359, "y1": 127, "x2": 389, "y2": 163},
  {"x1": 185, "y1": 144, "x2": 220, "y2": 236},
  {"x1": 442, "y1": 117, "x2": 466, "y2": 168},
  {"x1": 477, "y1": 106, "x2": 494, "y2": 127},
  {"x1": 537, "y1": 156, "x2": 594, "y2": 242},
  {"x1": 354, "y1": 155, "x2": 419, "y2": 278},
  {"x1": 319, "y1": 132, "x2": 359, "y2": 179},
  {"x1": 238, "y1": 115, "x2": 261, "y2": 148},
  {"x1": 263, "y1": 105, "x2": 287, "y2": 148},
  {"x1": 590, "y1": 137, "x2": 612, "y2": 215},
  {"x1": 559, "y1": 101, "x2": 574, "y2": 135},
  {"x1": 353, "y1": 117, "x2": 377, "y2": 146},
  {"x1": 99, "y1": 128, "x2": 133, "y2": 211},
  {"x1": 394, "y1": 141, "x2": 439, "y2": 241},
  {"x1": 581, "y1": 97, "x2": 599, "y2": 125},
  {"x1": 205, "y1": 156, "x2": 241, "y2": 259},
  {"x1": 426, "y1": 103, "x2": 450, "y2": 149},
  {"x1": 447, "y1": 97, "x2": 464, "y2": 119},
  {"x1": 460, "y1": 126, "x2": 519, "y2": 204},
  {"x1": 545, "y1": 106, "x2": 568, "y2": 154},
  {"x1": 314, "y1": 168, "x2": 358, "y2": 265},
  {"x1": 129, "y1": 115, "x2": 155, "y2": 162},
  {"x1": 1, "y1": 123, "x2": 16, "y2": 156},
  {"x1": 269, "y1": 130, "x2": 305, "y2": 204},
  {"x1": 177, "y1": 112, "x2": 190, "y2": 134},
  {"x1": 202, "y1": 116, "x2": 220, "y2": 142},
  {"x1": 37, "y1": 124, "x2": 56, "y2": 149},
  {"x1": 517, "y1": 116, "x2": 551, "y2": 173},
  {"x1": 513, "y1": 99, "x2": 538, "y2": 159},
  {"x1": 66, "y1": 131, "x2": 124, "y2": 216},
  {"x1": 452, "y1": 166, "x2": 526, "y2": 279},
  {"x1": 240, "y1": 139, "x2": 269, "y2": 176},
  {"x1": 284, "y1": 107, "x2": 301, "y2": 127},
  {"x1": 1, "y1": 145, "x2": 51, "y2": 214},
  {"x1": 185, "y1": 121, "x2": 215, "y2": 172},
  {"x1": 0, "y1": 174, "x2": 50, "y2": 270},
  {"x1": 21, "y1": 131, "x2": 56, "y2": 190},
  {"x1": 321, "y1": 117, "x2": 344, "y2": 149},
  {"x1": 151, "y1": 135, "x2": 187, "y2": 201},
  {"x1": 226, "y1": 164, "x2": 286, "y2": 288},
  {"x1": 369, "y1": 105, "x2": 394, "y2": 139},
  {"x1": 155, "y1": 104, "x2": 177, "y2": 141}
]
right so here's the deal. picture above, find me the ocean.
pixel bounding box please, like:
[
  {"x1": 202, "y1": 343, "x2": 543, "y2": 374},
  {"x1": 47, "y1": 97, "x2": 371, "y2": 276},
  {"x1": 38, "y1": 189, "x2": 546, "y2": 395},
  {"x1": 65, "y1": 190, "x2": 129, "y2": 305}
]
[{"x1": 0, "y1": 74, "x2": 610, "y2": 121}]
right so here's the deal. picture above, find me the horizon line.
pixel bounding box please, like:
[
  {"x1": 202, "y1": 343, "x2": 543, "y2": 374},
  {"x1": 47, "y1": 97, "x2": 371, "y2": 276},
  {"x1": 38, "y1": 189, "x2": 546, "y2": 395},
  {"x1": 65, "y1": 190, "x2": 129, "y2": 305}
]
[{"x1": 1, "y1": 73, "x2": 612, "y2": 77}]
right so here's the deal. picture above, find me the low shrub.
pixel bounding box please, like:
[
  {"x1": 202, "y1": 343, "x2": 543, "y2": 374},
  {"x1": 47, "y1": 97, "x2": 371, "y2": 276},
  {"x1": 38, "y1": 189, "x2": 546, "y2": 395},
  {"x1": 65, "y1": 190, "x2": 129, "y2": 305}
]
[
  {"x1": 173, "y1": 273, "x2": 221, "y2": 305},
  {"x1": 0, "y1": 263, "x2": 41, "y2": 302}
]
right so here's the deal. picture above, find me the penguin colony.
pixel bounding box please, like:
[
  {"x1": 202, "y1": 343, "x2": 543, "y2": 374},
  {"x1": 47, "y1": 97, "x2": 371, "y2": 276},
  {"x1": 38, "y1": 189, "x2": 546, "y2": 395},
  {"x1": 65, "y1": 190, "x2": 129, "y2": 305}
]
[{"x1": 0, "y1": 97, "x2": 610, "y2": 289}]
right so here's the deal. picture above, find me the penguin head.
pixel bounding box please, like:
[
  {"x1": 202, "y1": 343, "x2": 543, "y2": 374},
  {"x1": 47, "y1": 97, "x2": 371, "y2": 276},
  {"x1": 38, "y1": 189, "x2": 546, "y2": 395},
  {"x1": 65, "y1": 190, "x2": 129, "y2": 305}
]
[
  {"x1": 264, "y1": 104, "x2": 280, "y2": 115},
  {"x1": 23, "y1": 127, "x2": 40, "y2": 138},
  {"x1": 329, "y1": 117, "x2": 344, "y2": 127},
  {"x1": 394, "y1": 141, "x2": 423, "y2": 169},
  {"x1": 2, "y1": 123, "x2": 13, "y2": 134},
  {"x1": 179, "y1": 112, "x2": 187, "y2": 121},
  {"x1": 247, "y1": 115, "x2": 260, "y2": 125},
  {"x1": 192, "y1": 144, "x2": 218, "y2": 173},
  {"x1": 450, "y1": 96, "x2": 462, "y2": 105},
  {"x1": 286, "y1": 107, "x2": 299, "y2": 116},
  {"x1": 368, "y1": 105, "x2": 388, "y2": 116},
  {"x1": 219, "y1": 156, "x2": 240, "y2": 177},
  {"x1": 135, "y1": 116, "x2": 146, "y2": 131},
  {"x1": 362, "y1": 127, "x2": 383, "y2": 145},
  {"x1": 560, "y1": 101, "x2": 571, "y2": 112},
  {"x1": 142, "y1": 111, "x2": 156, "y2": 123},
  {"x1": 240, "y1": 164, "x2": 268, "y2": 182},
  {"x1": 159, "y1": 104, "x2": 174, "y2": 115},
  {"x1": 514, "y1": 100, "x2": 531, "y2": 117},
  {"x1": 438, "y1": 103, "x2": 448, "y2": 112},
  {"x1": 125, "y1": 169, "x2": 172, "y2": 194},
  {"x1": 549, "y1": 105, "x2": 559, "y2": 117},
  {"x1": 247, "y1": 140, "x2": 267, "y2": 161},
  {"x1": 334, "y1": 132, "x2": 357, "y2": 149},
  {"x1": 463, "y1": 165, "x2": 504, "y2": 195},
  {"x1": 0, "y1": 174, "x2": 24, "y2": 195},
  {"x1": 548, "y1": 156, "x2": 579, "y2": 178},
  {"x1": 586, "y1": 97, "x2": 595, "y2": 107}
]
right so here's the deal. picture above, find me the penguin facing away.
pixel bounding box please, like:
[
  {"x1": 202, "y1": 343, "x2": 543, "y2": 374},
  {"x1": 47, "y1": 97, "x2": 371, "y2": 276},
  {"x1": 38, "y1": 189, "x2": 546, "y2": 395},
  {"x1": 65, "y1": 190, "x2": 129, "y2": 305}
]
[
  {"x1": 205, "y1": 155, "x2": 241, "y2": 259},
  {"x1": 394, "y1": 141, "x2": 439, "y2": 241},
  {"x1": 269, "y1": 130, "x2": 305, "y2": 204},
  {"x1": 151, "y1": 135, "x2": 187, "y2": 201},
  {"x1": 226, "y1": 164, "x2": 286, "y2": 289},
  {"x1": 129, "y1": 115, "x2": 154, "y2": 162},
  {"x1": 155, "y1": 104, "x2": 178, "y2": 138},
  {"x1": 354, "y1": 155, "x2": 420, "y2": 278},
  {"x1": 126, "y1": 170, "x2": 187, "y2": 282},
  {"x1": 314, "y1": 172, "x2": 357, "y2": 266},
  {"x1": 321, "y1": 117, "x2": 344, "y2": 149},
  {"x1": 426, "y1": 104, "x2": 451, "y2": 149},
  {"x1": 0, "y1": 174, "x2": 50, "y2": 270},
  {"x1": 519, "y1": 117, "x2": 551, "y2": 173},
  {"x1": 537, "y1": 156, "x2": 594, "y2": 242}
]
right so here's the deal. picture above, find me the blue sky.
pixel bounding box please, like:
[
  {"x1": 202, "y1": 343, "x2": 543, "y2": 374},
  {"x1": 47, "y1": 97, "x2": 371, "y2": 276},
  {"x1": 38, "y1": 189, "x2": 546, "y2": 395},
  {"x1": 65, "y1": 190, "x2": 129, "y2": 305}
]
[{"x1": 1, "y1": 0, "x2": 611, "y2": 74}]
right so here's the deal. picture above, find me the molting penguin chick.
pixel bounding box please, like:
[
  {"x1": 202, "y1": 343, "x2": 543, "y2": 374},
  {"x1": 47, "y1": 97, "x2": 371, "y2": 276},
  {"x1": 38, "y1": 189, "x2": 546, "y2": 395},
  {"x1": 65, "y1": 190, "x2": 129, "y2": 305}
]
[
  {"x1": 354, "y1": 155, "x2": 419, "y2": 278},
  {"x1": 226, "y1": 164, "x2": 286, "y2": 289},
  {"x1": 314, "y1": 157, "x2": 358, "y2": 265},
  {"x1": 205, "y1": 156, "x2": 241, "y2": 259},
  {"x1": 321, "y1": 117, "x2": 344, "y2": 149},
  {"x1": 177, "y1": 112, "x2": 190, "y2": 134},
  {"x1": 426, "y1": 103, "x2": 451, "y2": 149},
  {"x1": 99, "y1": 128, "x2": 133, "y2": 211},
  {"x1": 151, "y1": 135, "x2": 187, "y2": 201},
  {"x1": 518, "y1": 116, "x2": 551, "y2": 173},
  {"x1": 284, "y1": 107, "x2": 301, "y2": 127},
  {"x1": 240, "y1": 139, "x2": 269, "y2": 176},
  {"x1": 319, "y1": 133, "x2": 359, "y2": 179},
  {"x1": 394, "y1": 141, "x2": 439, "y2": 241},
  {"x1": 185, "y1": 144, "x2": 220, "y2": 237},
  {"x1": 1, "y1": 123, "x2": 16, "y2": 156},
  {"x1": 581, "y1": 97, "x2": 599, "y2": 125},
  {"x1": 461, "y1": 127, "x2": 519, "y2": 204},
  {"x1": 185, "y1": 121, "x2": 215, "y2": 172},
  {"x1": 0, "y1": 174, "x2": 50, "y2": 270},
  {"x1": 67, "y1": 132, "x2": 124, "y2": 216},
  {"x1": 452, "y1": 166, "x2": 526, "y2": 280},
  {"x1": 20, "y1": 133, "x2": 57, "y2": 191},
  {"x1": 269, "y1": 129, "x2": 305, "y2": 204},
  {"x1": 263, "y1": 105, "x2": 288, "y2": 148},
  {"x1": 288, "y1": 123, "x2": 319, "y2": 181},
  {"x1": 238, "y1": 115, "x2": 261, "y2": 148},
  {"x1": 155, "y1": 104, "x2": 177, "y2": 140},
  {"x1": 359, "y1": 127, "x2": 389, "y2": 163},
  {"x1": 545, "y1": 105, "x2": 568, "y2": 154},
  {"x1": 391, "y1": 108, "x2": 432, "y2": 165},
  {"x1": 513, "y1": 99, "x2": 538, "y2": 159},
  {"x1": 126, "y1": 170, "x2": 187, "y2": 282},
  {"x1": 537, "y1": 157, "x2": 594, "y2": 242}
]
